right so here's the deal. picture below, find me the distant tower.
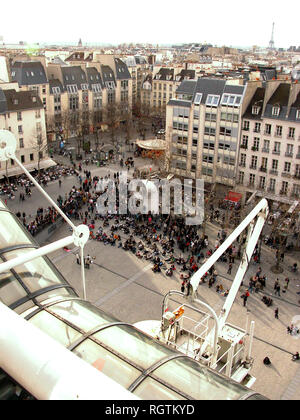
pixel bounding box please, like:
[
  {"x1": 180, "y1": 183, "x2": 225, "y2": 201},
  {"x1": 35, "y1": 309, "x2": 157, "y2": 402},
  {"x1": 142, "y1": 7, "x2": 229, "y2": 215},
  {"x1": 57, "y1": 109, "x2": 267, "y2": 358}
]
[
  {"x1": 268, "y1": 22, "x2": 275, "y2": 50},
  {"x1": 78, "y1": 38, "x2": 82, "y2": 47}
]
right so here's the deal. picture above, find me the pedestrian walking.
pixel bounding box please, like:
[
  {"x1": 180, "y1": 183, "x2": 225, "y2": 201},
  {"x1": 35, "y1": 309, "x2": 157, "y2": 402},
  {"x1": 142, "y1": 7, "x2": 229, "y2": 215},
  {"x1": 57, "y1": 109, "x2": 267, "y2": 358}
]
[
  {"x1": 59, "y1": 179, "x2": 62, "y2": 188},
  {"x1": 274, "y1": 283, "x2": 281, "y2": 297},
  {"x1": 76, "y1": 253, "x2": 80, "y2": 265},
  {"x1": 227, "y1": 263, "x2": 232, "y2": 275},
  {"x1": 275, "y1": 308, "x2": 279, "y2": 319}
]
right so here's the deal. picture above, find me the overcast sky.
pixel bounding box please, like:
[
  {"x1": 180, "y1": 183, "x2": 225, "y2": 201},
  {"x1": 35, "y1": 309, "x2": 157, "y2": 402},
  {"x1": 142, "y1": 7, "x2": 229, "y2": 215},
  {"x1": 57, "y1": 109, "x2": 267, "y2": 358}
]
[{"x1": 1, "y1": 0, "x2": 299, "y2": 48}]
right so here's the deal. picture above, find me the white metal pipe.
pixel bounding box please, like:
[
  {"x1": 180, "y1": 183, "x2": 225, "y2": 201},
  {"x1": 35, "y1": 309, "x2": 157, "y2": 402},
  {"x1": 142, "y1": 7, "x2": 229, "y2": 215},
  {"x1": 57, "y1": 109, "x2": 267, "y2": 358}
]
[
  {"x1": 247, "y1": 321, "x2": 255, "y2": 362},
  {"x1": 0, "y1": 235, "x2": 74, "y2": 274},
  {"x1": 80, "y1": 245, "x2": 86, "y2": 300},
  {"x1": 219, "y1": 208, "x2": 268, "y2": 330},
  {"x1": 190, "y1": 198, "x2": 269, "y2": 294},
  {"x1": 0, "y1": 301, "x2": 138, "y2": 400},
  {"x1": 13, "y1": 155, "x2": 76, "y2": 231},
  {"x1": 225, "y1": 345, "x2": 234, "y2": 377},
  {"x1": 0, "y1": 236, "x2": 74, "y2": 274}
]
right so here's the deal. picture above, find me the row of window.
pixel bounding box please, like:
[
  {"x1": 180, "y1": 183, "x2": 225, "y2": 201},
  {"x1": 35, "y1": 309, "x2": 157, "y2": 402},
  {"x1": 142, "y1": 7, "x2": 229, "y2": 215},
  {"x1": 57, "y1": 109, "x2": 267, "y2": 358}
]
[
  {"x1": 240, "y1": 153, "x2": 300, "y2": 174},
  {"x1": 238, "y1": 172, "x2": 300, "y2": 196},
  {"x1": 0, "y1": 152, "x2": 42, "y2": 168},
  {"x1": 243, "y1": 121, "x2": 297, "y2": 138},
  {"x1": 241, "y1": 137, "x2": 299, "y2": 156},
  {"x1": 194, "y1": 93, "x2": 242, "y2": 107}
]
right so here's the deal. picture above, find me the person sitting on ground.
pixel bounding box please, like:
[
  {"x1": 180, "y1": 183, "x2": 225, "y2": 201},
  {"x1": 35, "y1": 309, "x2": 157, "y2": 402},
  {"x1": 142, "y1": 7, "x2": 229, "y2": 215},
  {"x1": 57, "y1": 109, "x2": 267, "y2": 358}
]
[{"x1": 263, "y1": 356, "x2": 271, "y2": 365}]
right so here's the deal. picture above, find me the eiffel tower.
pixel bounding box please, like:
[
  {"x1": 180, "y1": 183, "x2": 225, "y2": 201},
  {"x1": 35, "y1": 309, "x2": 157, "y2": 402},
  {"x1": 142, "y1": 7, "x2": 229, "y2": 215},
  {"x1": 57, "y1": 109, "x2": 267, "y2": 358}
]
[{"x1": 268, "y1": 22, "x2": 275, "y2": 50}]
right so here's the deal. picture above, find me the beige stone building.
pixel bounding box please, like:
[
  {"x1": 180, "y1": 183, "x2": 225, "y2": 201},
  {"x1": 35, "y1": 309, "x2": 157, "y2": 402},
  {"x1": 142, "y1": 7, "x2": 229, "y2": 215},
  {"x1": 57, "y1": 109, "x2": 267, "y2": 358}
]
[
  {"x1": 9, "y1": 54, "x2": 133, "y2": 142},
  {"x1": 165, "y1": 78, "x2": 247, "y2": 187},
  {"x1": 236, "y1": 80, "x2": 300, "y2": 204},
  {"x1": 0, "y1": 86, "x2": 51, "y2": 178}
]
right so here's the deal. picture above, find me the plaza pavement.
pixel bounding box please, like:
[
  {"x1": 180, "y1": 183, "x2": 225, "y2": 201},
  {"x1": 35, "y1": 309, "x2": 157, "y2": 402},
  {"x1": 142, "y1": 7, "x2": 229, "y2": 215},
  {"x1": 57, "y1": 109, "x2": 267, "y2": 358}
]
[{"x1": 5, "y1": 149, "x2": 300, "y2": 401}]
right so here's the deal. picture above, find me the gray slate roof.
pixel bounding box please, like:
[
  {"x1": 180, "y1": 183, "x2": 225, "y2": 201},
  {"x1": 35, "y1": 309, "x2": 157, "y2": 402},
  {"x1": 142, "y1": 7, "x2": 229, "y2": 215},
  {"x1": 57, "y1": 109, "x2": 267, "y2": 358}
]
[
  {"x1": 114, "y1": 58, "x2": 131, "y2": 80},
  {"x1": 61, "y1": 66, "x2": 87, "y2": 90},
  {"x1": 168, "y1": 99, "x2": 191, "y2": 108},
  {"x1": 101, "y1": 65, "x2": 116, "y2": 84},
  {"x1": 192, "y1": 78, "x2": 226, "y2": 103},
  {"x1": 86, "y1": 67, "x2": 104, "y2": 89},
  {"x1": 11, "y1": 61, "x2": 48, "y2": 86},
  {"x1": 176, "y1": 80, "x2": 197, "y2": 95},
  {"x1": 243, "y1": 87, "x2": 265, "y2": 120},
  {"x1": 0, "y1": 88, "x2": 7, "y2": 114}
]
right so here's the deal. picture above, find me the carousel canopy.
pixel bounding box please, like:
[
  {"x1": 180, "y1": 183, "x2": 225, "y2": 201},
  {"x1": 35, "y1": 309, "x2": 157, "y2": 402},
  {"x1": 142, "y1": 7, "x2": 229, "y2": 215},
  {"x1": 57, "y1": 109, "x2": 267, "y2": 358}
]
[{"x1": 136, "y1": 139, "x2": 166, "y2": 151}]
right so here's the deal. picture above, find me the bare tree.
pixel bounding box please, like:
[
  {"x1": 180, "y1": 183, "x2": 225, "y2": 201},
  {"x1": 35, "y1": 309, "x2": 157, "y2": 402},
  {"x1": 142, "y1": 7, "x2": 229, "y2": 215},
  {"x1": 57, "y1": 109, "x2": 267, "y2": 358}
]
[
  {"x1": 103, "y1": 102, "x2": 120, "y2": 145},
  {"x1": 29, "y1": 129, "x2": 49, "y2": 176}
]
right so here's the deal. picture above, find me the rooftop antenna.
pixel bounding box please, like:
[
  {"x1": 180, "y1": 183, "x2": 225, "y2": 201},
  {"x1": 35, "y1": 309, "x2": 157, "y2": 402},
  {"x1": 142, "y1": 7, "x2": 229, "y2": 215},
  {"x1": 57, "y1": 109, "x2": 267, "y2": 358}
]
[{"x1": 268, "y1": 22, "x2": 275, "y2": 50}]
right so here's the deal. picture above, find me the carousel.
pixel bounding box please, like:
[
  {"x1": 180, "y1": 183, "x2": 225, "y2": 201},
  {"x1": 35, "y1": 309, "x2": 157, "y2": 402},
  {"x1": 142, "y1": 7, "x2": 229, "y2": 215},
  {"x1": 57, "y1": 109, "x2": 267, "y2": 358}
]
[{"x1": 135, "y1": 138, "x2": 166, "y2": 159}]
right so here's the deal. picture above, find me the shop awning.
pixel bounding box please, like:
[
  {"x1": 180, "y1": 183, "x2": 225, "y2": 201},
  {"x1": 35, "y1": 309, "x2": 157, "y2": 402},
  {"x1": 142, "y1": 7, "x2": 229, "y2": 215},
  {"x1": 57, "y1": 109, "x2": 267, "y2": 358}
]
[
  {"x1": 224, "y1": 191, "x2": 242, "y2": 203},
  {"x1": 0, "y1": 158, "x2": 57, "y2": 179}
]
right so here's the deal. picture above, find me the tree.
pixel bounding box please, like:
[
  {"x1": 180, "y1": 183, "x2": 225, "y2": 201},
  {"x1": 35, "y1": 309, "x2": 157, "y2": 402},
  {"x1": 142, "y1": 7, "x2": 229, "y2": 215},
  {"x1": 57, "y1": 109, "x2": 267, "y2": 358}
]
[
  {"x1": 29, "y1": 129, "x2": 49, "y2": 176},
  {"x1": 103, "y1": 102, "x2": 120, "y2": 145}
]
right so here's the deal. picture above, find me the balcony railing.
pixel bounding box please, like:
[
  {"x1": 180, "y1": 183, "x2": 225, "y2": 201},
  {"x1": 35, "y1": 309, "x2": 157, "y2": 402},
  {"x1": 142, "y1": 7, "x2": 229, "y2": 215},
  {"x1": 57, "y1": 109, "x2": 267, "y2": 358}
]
[
  {"x1": 262, "y1": 148, "x2": 270, "y2": 153},
  {"x1": 282, "y1": 172, "x2": 291, "y2": 178},
  {"x1": 251, "y1": 147, "x2": 259, "y2": 152},
  {"x1": 287, "y1": 135, "x2": 295, "y2": 140},
  {"x1": 285, "y1": 152, "x2": 294, "y2": 158},
  {"x1": 249, "y1": 165, "x2": 257, "y2": 170},
  {"x1": 272, "y1": 150, "x2": 281, "y2": 155},
  {"x1": 260, "y1": 167, "x2": 267, "y2": 173},
  {"x1": 269, "y1": 169, "x2": 278, "y2": 176},
  {"x1": 294, "y1": 174, "x2": 300, "y2": 180}
]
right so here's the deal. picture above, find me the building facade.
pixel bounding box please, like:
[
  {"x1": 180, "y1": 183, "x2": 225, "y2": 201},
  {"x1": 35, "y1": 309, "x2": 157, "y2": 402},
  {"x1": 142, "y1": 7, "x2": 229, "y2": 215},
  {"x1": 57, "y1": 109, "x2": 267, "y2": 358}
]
[
  {"x1": 237, "y1": 81, "x2": 300, "y2": 204},
  {"x1": 165, "y1": 78, "x2": 246, "y2": 187},
  {"x1": 0, "y1": 87, "x2": 50, "y2": 178}
]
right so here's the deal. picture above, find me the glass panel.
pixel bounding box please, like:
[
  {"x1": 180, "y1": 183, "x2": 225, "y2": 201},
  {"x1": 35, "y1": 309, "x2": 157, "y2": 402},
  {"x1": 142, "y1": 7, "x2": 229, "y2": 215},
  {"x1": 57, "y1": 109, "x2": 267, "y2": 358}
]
[
  {"x1": 133, "y1": 377, "x2": 185, "y2": 400},
  {"x1": 74, "y1": 339, "x2": 141, "y2": 389},
  {"x1": 153, "y1": 357, "x2": 245, "y2": 400},
  {"x1": 94, "y1": 325, "x2": 175, "y2": 369},
  {"x1": 36, "y1": 288, "x2": 77, "y2": 304},
  {"x1": 0, "y1": 270, "x2": 27, "y2": 306},
  {"x1": 50, "y1": 300, "x2": 118, "y2": 332},
  {"x1": 0, "y1": 212, "x2": 32, "y2": 248},
  {"x1": 30, "y1": 310, "x2": 81, "y2": 347},
  {"x1": 3, "y1": 249, "x2": 69, "y2": 293}
]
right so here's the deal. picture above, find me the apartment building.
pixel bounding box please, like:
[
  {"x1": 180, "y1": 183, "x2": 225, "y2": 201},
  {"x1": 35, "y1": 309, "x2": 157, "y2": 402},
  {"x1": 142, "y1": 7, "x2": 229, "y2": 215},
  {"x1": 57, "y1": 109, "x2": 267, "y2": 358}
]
[
  {"x1": 165, "y1": 78, "x2": 246, "y2": 186},
  {"x1": 125, "y1": 55, "x2": 149, "y2": 104},
  {"x1": 151, "y1": 68, "x2": 196, "y2": 111},
  {"x1": 10, "y1": 60, "x2": 49, "y2": 115},
  {"x1": 0, "y1": 87, "x2": 50, "y2": 178},
  {"x1": 8, "y1": 55, "x2": 132, "y2": 141},
  {"x1": 237, "y1": 81, "x2": 300, "y2": 204}
]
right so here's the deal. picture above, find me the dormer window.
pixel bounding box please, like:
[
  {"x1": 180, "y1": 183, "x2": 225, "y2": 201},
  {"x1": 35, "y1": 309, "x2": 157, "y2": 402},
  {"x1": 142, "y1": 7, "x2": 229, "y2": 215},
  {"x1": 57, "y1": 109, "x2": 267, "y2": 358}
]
[
  {"x1": 194, "y1": 93, "x2": 202, "y2": 105},
  {"x1": 32, "y1": 96, "x2": 37, "y2": 102},
  {"x1": 272, "y1": 105, "x2": 280, "y2": 116},
  {"x1": 13, "y1": 99, "x2": 18, "y2": 105},
  {"x1": 206, "y1": 95, "x2": 220, "y2": 107},
  {"x1": 296, "y1": 109, "x2": 300, "y2": 120},
  {"x1": 252, "y1": 106, "x2": 260, "y2": 115}
]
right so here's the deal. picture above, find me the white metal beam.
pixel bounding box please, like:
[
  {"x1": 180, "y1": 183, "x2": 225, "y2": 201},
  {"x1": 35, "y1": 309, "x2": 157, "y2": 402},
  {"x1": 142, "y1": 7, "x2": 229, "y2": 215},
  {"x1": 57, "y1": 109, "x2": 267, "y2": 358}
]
[{"x1": 0, "y1": 301, "x2": 138, "y2": 400}]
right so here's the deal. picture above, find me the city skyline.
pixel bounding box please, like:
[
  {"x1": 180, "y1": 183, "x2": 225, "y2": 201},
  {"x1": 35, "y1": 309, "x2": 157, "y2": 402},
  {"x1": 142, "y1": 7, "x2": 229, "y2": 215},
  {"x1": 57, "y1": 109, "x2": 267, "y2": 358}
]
[{"x1": 1, "y1": 0, "x2": 299, "y2": 49}]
